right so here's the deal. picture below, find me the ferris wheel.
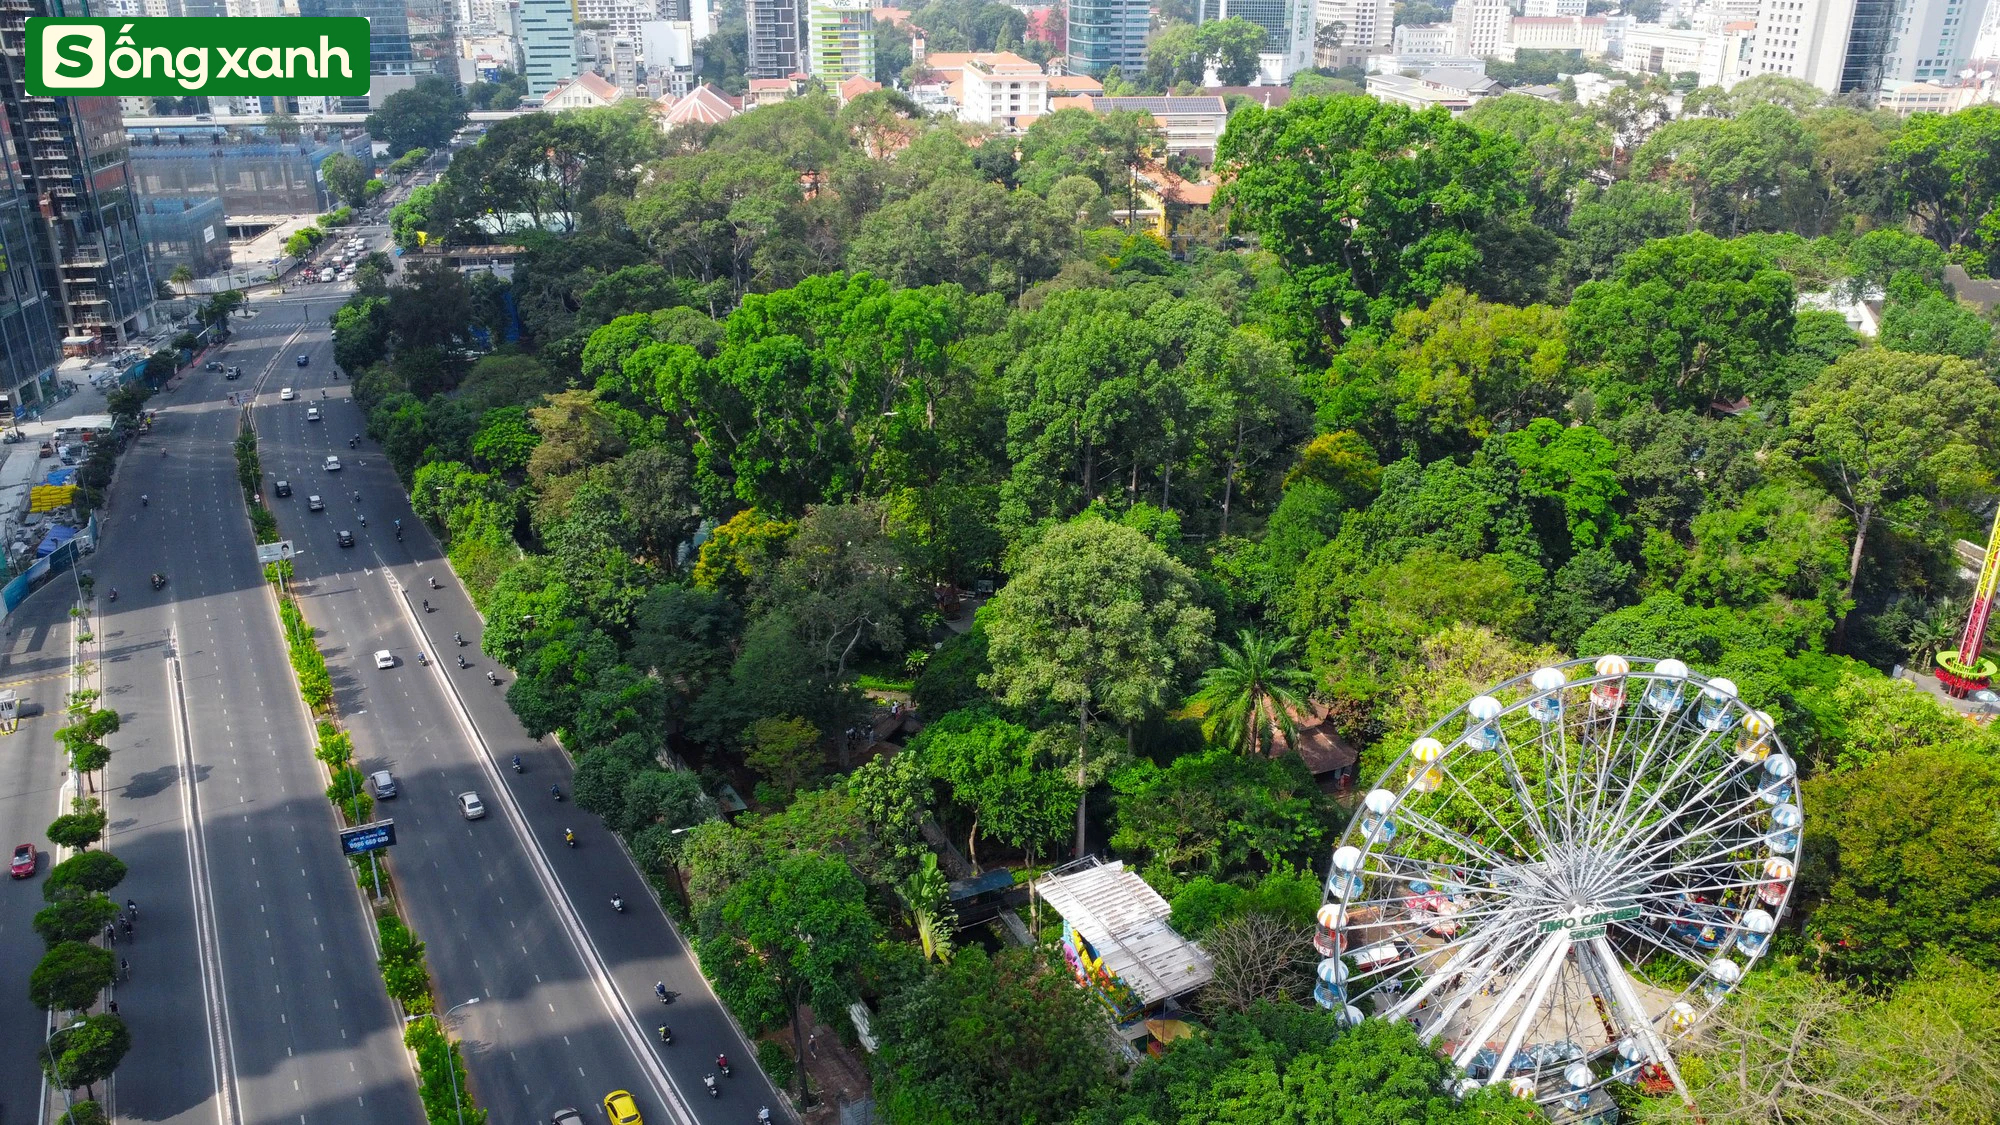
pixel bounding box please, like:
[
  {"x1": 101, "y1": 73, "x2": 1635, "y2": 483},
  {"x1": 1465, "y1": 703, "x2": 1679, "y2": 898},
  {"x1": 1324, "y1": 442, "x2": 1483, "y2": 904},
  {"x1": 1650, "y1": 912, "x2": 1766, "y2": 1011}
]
[{"x1": 1312, "y1": 656, "x2": 1801, "y2": 1120}]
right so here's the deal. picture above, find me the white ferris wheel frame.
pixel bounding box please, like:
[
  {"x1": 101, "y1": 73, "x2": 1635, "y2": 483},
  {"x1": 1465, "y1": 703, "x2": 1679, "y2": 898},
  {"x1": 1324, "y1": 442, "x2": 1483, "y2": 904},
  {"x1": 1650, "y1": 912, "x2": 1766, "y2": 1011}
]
[{"x1": 1315, "y1": 655, "x2": 1803, "y2": 1116}]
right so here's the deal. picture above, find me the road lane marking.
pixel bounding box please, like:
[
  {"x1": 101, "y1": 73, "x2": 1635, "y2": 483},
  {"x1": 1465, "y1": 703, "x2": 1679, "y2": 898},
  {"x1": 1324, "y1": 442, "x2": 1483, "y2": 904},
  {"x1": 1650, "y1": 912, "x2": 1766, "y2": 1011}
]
[{"x1": 165, "y1": 633, "x2": 246, "y2": 1125}]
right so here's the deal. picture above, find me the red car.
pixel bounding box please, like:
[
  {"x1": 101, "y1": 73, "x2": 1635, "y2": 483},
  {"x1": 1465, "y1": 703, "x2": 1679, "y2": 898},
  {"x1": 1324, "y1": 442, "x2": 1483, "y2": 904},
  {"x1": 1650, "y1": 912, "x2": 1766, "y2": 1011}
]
[{"x1": 10, "y1": 843, "x2": 35, "y2": 878}]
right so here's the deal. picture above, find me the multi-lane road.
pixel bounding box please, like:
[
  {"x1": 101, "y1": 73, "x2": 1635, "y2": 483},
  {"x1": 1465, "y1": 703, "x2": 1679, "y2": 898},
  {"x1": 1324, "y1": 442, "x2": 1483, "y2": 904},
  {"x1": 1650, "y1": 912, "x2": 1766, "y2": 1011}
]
[{"x1": 1, "y1": 248, "x2": 786, "y2": 1124}]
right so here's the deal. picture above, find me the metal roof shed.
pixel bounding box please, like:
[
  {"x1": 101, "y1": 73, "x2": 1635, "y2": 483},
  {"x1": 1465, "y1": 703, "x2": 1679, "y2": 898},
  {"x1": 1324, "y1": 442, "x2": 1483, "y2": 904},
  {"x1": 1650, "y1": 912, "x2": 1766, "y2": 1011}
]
[{"x1": 1034, "y1": 859, "x2": 1214, "y2": 1006}]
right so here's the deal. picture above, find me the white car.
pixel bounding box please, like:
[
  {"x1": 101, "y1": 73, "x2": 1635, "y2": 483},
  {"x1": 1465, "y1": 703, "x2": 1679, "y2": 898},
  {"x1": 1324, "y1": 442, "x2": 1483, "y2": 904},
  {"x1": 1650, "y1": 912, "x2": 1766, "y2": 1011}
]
[
  {"x1": 307, "y1": 494, "x2": 324, "y2": 511},
  {"x1": 457, "y1": 791, "x2": 485, "y2": 820},
  {"x1": 373, "y1": 650, "x2": 395, "y2": 669},
  {"x1": 306, "y1": 407, "x2": 321, "y2": 422},
  {"x1": 324, "y1": 456, "x2": 341, "y2": 471},
  {"x1": 369, "y1": 770, "x2": 398, "y2": 798},
  {"x1": 280, "y1": 388, "x2": 296, "y2": 401}
]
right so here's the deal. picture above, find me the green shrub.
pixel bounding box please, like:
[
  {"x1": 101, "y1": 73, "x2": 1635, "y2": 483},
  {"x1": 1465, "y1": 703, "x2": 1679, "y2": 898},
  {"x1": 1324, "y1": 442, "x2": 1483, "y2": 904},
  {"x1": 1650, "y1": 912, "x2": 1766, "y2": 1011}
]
[{"x1": 757, "y1": 1039, "x2": 795, "y2": 1090}]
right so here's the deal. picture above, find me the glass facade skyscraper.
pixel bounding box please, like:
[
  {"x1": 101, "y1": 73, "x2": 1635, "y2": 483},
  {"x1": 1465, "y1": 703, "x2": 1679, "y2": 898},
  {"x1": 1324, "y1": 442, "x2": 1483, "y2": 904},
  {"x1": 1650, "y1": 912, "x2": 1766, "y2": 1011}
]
[
  {"x1": 0, "y1": 0, "x2": 155, "y2": 387},
  {"x1": 1067, "y1": 0, "x2": 1149, "y2": 76}
]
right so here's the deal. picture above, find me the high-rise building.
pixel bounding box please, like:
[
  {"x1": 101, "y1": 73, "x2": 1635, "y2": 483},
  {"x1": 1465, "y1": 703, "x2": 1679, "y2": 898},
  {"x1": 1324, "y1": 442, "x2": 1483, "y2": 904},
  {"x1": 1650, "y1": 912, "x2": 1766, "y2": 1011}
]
[
  {"x1": 1199, "y1": 0, "x2": 1314, "y2": 75},
  {"x1": 299, "y1": 0, "x2": 458, "y2": 79},
  {"x1": 1066, "y1": 0, "x2": 1148, "y2": 75},
  {"x1": 520, "y1": 0, "x2": 580, "y2": 92},
  {"x1": 1316, "y1": 0, "x2": 1394, "y2": 66},
  {"x1": 806, "y1": 0, "x2": 875, "y2": 82},
  {"x1": 1880, "y1": 0, "x2": 1993, "y2": 83},
  {"x1": 0, "y1": 6, "x2": 154, "y2": 354},
  {"x1": 1451, "y1": 0, "x2": 1511, "y2": 57},
  {"x1": 745, "y1": 0, "x2": 803, "y2": 77},
  {"x1": 1741, "y1": 0, "x2": 1863, "y2": 91}
]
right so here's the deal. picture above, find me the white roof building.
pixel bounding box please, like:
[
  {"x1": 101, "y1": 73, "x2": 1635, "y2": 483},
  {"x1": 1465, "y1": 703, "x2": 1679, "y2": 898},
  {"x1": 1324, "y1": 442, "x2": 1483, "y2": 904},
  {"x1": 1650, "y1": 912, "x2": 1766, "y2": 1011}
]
[{"x1": 1033, "y1": 860, "x2": 1214, "y2": 1009}]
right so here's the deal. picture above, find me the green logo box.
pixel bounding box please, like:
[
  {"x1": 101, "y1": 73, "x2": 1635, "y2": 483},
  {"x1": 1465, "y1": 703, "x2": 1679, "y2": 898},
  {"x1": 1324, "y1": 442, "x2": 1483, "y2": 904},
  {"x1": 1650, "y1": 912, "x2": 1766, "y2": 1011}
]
[{"x1": 27, "y1": 17, "x2": 371, "y2": 96}]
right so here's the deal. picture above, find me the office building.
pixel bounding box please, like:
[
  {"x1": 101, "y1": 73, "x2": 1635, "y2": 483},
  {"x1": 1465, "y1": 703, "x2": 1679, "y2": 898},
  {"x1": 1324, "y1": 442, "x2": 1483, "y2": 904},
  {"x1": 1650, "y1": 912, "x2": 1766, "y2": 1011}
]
[
  {"x1": 0, "y1": 128, "x2": 62, "y2": 406},
  {"x1": 0, "y1": 4, "x2": 155, "y2": 354},
  {"x1": 521, "y1": 0, "x2": 581, "y2": 92},
  {"x1": 1451, "y1": 0, "x2": 1510, "y2": 57},
  {"x1": 1524, "y1": 0, "x2": 1585, "y2": 14},
  {"x1": 1740, "y1": 0, "x2": 1863, "y2": 91},
  {"x1": 1199, "y1": 0, "x2": 1314, "y2": 75},
  {"x1": 1066, "y1": 0, "x2": 1148, "y2": 76},
  {"x1": 127, "y1": 125, "x2": 368, "y2": 217},
  {"x1": 745, "y1": 0, "x2": 804, "y2": 77},
  {"x1": 1317, "y1": 0, "x2": 1394, "y2": 67},
  {"x1": 577, "y1": 0, "x2": 662, "y2": 40},
  {"x1": 806, "y1": 0, "x2": 876, "y2": 82},
  {"x1": 299, "y1": 0, "x2": 457, "y2": 79},
  {"x1": 1881, "y1": 0, "x2": 1993, "y2": 83},
  {"x1": 137, "y1": 197, "x2": 231, "y2": 283}
]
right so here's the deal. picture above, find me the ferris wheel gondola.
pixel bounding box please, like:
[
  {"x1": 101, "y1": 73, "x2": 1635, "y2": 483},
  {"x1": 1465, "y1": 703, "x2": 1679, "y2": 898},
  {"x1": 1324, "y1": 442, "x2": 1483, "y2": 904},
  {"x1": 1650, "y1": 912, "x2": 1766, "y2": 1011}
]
[{"x1": 1313, "y1": 656, "x2": 1800, "y2": 1118}]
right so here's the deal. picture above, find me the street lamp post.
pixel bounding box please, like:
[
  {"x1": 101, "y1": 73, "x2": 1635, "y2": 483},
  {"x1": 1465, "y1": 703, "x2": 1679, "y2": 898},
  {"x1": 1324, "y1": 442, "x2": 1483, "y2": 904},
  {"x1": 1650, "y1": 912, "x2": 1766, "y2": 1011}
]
[{"x1": 407, "y1": 997, "x2": 480, "y2": 1125}]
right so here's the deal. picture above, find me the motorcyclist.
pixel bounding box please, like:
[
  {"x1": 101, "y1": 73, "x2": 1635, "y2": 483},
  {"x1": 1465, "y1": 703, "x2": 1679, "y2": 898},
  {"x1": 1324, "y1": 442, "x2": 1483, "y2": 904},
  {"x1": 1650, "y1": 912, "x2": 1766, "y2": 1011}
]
[
  {"x1": 611, "y1": 894, "x2": 625, "y2": 911},
  {"x1": 549, "y1": 783, "x2": 562, "y2": 800},
  {"x1": 511, "y1": 754, "x2": 522, "y2": 771},
  {"x1": 564, "y1": 828, "x2": 575, "y2": 846},
  {"x1": 107, "y1": 588, "x2": 116, "y2": 602},
  {"x1": 140, "y1": 494, "x2": 148, "y2": 506},
  {"x1": 655, "y1": 981, "x2": 668, "y2": 1001},
  {"x1": 703, "y1": 1075, "x2": 717, "y2": 1096},
  {"x1": 657, "y1": 1025, "x2": 672, "y2": 1044},
  {"x1": 454, "y1": 631, "x2": 464, "y2": 645},
  {"x1": 457, "y1": 654, "x2": 469, "y2": 668},
  {"x1": 716, "y1": 1054, "x2": 730, "y2": 1075},
  {"x1": 487, "y1": 670, "x2": 499, "y2": 685}
]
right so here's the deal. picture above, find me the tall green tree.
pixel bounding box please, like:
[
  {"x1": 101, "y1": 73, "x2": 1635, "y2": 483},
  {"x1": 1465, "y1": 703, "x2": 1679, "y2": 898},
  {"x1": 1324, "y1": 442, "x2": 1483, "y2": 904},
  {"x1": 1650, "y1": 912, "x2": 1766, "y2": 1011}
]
[
  {"x1": 696, "y1": 851, "x2": 882, "y2": 1101},
  {"x1": 1787, "y1": 350, "x2": 2000, "y2": 610},
  {"x1": 29, "y1": 941, "x2": 115, "y2": 1012},
  {"x1": 1889, "y1": 105, "x2": 2000, "y2": 254},
  {"x1": 874, "y1": 946, "x2": 1115, "y2": 1124},
  {"x1": 1566, "y1": 231, "x2": 1795, "y2": 413},
  {"x1": 981, "y1": 516, "x2": 1213, "y2": 856},
  {"x1": 1216, "y1": 95, "x2": 1527, "y2": 354},
  {"x1": 320, "y1": 152, "x2": 370, "y2": 208},
  {"x1": 365, "y1": 76, "x2": 468, "y2": 157}
]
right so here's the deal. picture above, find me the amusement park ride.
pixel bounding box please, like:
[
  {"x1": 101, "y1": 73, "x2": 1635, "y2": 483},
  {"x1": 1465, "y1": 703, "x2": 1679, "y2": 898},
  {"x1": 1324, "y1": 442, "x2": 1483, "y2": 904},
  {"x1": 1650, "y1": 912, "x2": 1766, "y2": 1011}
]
[
  {"x1": 1315, "y1": 656, "x2": 1800, "y2": 1123},
  {"x1": 1937, "y1": 507, "x2": 2000, "y2": 697}
]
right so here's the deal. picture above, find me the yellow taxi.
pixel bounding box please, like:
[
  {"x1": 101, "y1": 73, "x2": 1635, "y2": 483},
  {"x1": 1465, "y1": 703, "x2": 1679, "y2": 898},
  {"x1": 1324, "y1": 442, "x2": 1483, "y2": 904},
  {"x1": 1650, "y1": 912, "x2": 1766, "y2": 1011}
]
[{"x1": 602, "y1": 1090, "x2": 643, "y2": 1125}]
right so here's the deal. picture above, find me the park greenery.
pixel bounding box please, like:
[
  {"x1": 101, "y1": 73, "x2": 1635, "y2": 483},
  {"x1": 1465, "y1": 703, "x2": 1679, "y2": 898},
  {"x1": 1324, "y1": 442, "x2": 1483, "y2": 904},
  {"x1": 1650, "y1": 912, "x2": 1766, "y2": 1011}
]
[{"x1": 346, "y1": 80, "x2": 2000, "y2": 1122}]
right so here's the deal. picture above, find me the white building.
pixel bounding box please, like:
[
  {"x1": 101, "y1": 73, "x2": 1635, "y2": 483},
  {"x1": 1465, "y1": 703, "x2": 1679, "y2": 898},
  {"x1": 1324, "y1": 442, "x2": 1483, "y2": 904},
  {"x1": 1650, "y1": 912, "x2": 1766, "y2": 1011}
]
[
  {"x1": 1316, "y1": 0, "x2": 1395, "y2": 67},
  {"x1": 1366, "y1": 66, "x2": 1501, "y2": 112},
  {"x1": 1618, "y1": 23, "x2": 1712, "y2": 76},
  {"x1": 640, "y1": 20, "x2": 698, "y2": 95},
  {"x1": 1368, "y1": 51, "x2": 1487, "y2": 71},
  {"x1": 576, "y1": 0, "x2": 661, "y2": 41},
  {"x1": 1523, "y1": 0, "x2": 1585, "y2": 15},
  {"x1": 1452, "y1": 0, "x2": 1511, "y2": 58},
  {"x1": 1505, "y1": 15, "x2": 1606, "y2": 54},
  {"x1": 1740, "y1": 0, "x2": 1860, "y2": 91},
  {"x1": 959, "y1": 52, "x2": 1048, "y2": 128},
  {"x1": 1882, "y1": 0, "x2": 1995, "y2": 84},
  {"x1": 1392, "y1": 22, "x2": 1457, "y2": 58}
]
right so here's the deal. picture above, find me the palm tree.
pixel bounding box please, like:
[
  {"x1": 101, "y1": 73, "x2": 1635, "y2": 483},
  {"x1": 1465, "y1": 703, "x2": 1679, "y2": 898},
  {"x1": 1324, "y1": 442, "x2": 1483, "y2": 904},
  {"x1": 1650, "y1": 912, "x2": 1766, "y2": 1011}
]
[
  {"x1": 167, "y1": 265, "x2": 194, "y2": 316},
  {"x1": 1193, "y1": 631, "x2": 1315, "y2": 757}
]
